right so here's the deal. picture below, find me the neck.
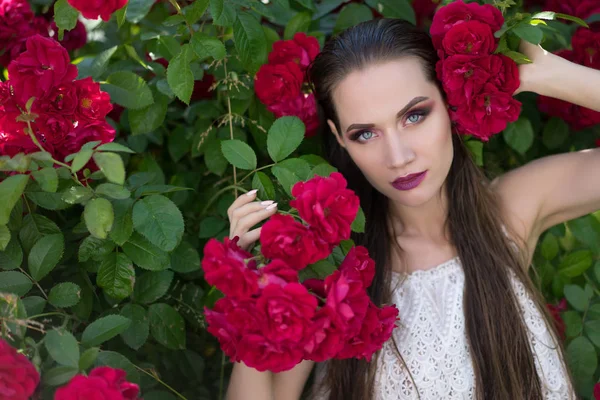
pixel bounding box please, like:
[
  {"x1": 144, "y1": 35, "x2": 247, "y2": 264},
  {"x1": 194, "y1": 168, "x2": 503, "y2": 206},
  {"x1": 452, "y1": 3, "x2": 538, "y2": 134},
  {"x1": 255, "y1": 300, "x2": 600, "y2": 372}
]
[{"x1": 388, "y1": 185, "x2": 449, "y2": 241}]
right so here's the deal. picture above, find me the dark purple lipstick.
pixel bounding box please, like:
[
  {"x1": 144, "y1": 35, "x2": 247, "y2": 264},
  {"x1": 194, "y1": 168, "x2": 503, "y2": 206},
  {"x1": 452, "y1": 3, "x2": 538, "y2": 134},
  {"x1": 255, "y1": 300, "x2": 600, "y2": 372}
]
[{"x1": 391, "y1": 171, "x2": 427, "y2": 191}]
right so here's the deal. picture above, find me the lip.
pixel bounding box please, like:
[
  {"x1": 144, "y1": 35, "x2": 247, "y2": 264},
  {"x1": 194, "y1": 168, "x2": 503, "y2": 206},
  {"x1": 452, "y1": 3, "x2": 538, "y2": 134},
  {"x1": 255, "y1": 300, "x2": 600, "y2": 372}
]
[{"x1": 391, "y1": 171, "x2": 427, "y2": 191}]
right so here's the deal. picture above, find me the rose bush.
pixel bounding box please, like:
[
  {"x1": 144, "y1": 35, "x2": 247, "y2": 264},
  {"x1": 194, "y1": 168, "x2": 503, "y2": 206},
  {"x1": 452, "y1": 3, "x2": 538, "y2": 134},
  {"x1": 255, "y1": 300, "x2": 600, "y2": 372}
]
[{"x1": 0, "y1": 0, "x2": 598, "y2": 399}]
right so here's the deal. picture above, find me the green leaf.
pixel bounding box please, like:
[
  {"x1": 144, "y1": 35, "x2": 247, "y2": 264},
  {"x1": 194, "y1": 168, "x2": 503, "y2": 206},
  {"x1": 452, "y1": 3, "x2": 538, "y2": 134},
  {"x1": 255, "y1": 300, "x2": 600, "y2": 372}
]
[
  {"x1": 122, "y1": 232, "x2": 170, "y2": 271},
  {"x1": 148, "y1": 303, "x2": 186, "y2": 350},
  {"x1": 513, "y1": 24, "x2": 543, "y2": 45},
  {"x1": 43, "y1": 366, "x2": 78, "y2": 386},
  {"x1": 559, "y1": 250, "x2": 593, "y2": 278},
  {"x1": 97, "y1": 253, "x2": 135, "y2": 300},
  {"x1": 0, "y1": 271, "x2": 32, "y2": 296},
  {"x1": 90, "y1": 46, "x2": 118, "y2": 80},
  {"x1": 132, "y1": 195, "x2": 184, "y2": 252},
  {"x1": 364, "y1": 0, "x2": 415, "y2": 25},
  {"x1": 501, "y1": 50, "x2": 532, "y2": 65},
  {"x1": 564, "y1": 284, "x2": 589, "y2": 312},
  {"x1": 84, "y1": 198, "x2": 115, "y2": 239},
  {"x1": 334, "y1": 3, "x2": 372, "y2": 34},
  {"x1": 53, "y1": 0, "x2": 78, "y2": 31},
  {"x1": 82, "y1": 315, "x2": 132, "y2": 347},
  {"x1": 96, "y1": 183, "x2": 131, "y2": 200},
  {"x1": 79, "y1": 236, "x2": 115, "y2": 263},
  {"x1": 267, "y1": 116, "x2": 305, "y2": 162},
  {"x1": 585, "y1": 320, "x2": 600, "y2": 348},
  {"x1": 110, "y1": 199, "x2": 134, "y2": 246},
  {"x1": 210, "y1": 0, "x2": 236, "y2": 27},
  {"x1": 234, "y1": 12, "x2": 268, "y2": 74},
  {"x1": 204, "y1": 138, "x2": 228, "y2": 176},
  {"x1": 183, "y1": 0, "x2": 210, "y2": 25},
  {"x1": 252, "y1": 172, "x2": 276, "y2": 201},
  {"x1": 31, "y1": 167, "x2": 58, "y2": 193},
  {"x1": 125, "y1": 0, "x2": 155, "y2": 23},
  {"x1": 542, "y1": 117, "x2": 569, "y2": 149},
  {"x1": 96, "y1": 143, "x2": 136, "y2": 153},
  {"x1": 272, "y1": 164, "x2": 303, "y2": 196},
  {"x1": 62, "y1": 185, "x2": 93, "y2": 205},
  {"x1": 170, "y1": 241, "x2": 200, "y2": 273},
  {"x1": 531, "y1": 11, "x2": 589, "y2": 27},
  {"x1": 93, "y1": 152, "x2": 125, "y2": 185},
  {"x1": 79, "y1": 347, "x2": 100, "y2": 371},
  {"x1": 567, "y1": 215, "x2": 600, "y2": 254},
  {"x1": 567, "y1": 336, "x2": 597, "y2": 378},
  {"x1": 133, "y1": 270, "x2": 174, "y2": 304},
  {"x1": 22, "y1": 296, "x2": 45, "y2": 317},
  {"x1": 129, "y1": 96, "x2": 168, "y2": 135},
  {"x1": 49, "y1": 282, "x2": 81, "y2": 308},
  {"x1": 102, "y1": 71, "x2": 154, "y2": 110},
  {"x1": 351, "y1": 206, "x2": 365, "y2": 233},
  {"x1": 45, "y1": 329, "x2": 79, "y2": 368},
  {"x1": 191, "y1": 33, "x2": 226, "y2": 61},
  {"x1": 540, "y1": 233, "x2": 559, "y2": 261},
  {"x1": 71, "y1": 149, "x2": 94, "y2": 173},
  {"x1": 28, "y1": 233, "x2": 64, "y2": 281},
  {"x1": 0, "y1": 236, "x2": 22, "y2": 270},
  {"x1": 563, "y1": 311, "x2": 582, "y2": 338},
  {"x1": 120, "y1": 304, "x2": 149, "y2": 350},
  {"x1": 167, "y1": 45, "x2": 194, "y2": 105},
  {"x1": 19, "y1": 214, "x2": 60, "y2": 253},
  {"x1": 95, "y1": 351, "x2": 140, "y2": 384},
  {"x1": 0, "y1": 225, "x2": 9, "y2": 252},
  {"x1": 0, "y1": 175, "x2": 29, "y2": 225},
  {"x1": 221, "y1": 140, "x2": 257, "y2": 170},
  {"x1": 503, "y1": 117, "x2": 534, "y2": 155},
  {"x1": 309, "y1": 260, "x2": 337, "y2": 279},
  {"x1": 284, "y1": 12, "x2": 311, "y2": 40},
  {"x1": 198, "y1": 216, "x2": 227, "y2": 239},
  {"x1": 311, "y1": 163, "x2": 338, "y2": 178}
]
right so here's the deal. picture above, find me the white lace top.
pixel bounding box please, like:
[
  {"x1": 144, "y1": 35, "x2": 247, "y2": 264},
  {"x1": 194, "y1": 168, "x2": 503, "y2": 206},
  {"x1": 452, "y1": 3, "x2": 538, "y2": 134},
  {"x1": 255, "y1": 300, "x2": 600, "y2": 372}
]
[{"x1": 310, "y1": 257, "x2": 575, "y2": 399}]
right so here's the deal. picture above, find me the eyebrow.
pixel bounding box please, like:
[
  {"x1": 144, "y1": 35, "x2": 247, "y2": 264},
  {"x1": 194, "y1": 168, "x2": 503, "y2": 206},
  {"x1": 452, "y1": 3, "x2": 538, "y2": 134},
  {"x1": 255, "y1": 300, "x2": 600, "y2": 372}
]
[{"x1": 344, "y1": 96, "x2": 430, "y2": 133}]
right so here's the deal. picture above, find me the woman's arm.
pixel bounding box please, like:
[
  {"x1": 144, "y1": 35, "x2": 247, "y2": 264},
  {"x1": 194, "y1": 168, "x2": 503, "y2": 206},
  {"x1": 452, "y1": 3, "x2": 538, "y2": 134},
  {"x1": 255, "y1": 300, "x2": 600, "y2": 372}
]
[
  {"x1": 493, "y1": 40, "x2": 600, "y2": 255},
  {"x1": 226, "y1": 360, "x2": 315, "y2": 400}
]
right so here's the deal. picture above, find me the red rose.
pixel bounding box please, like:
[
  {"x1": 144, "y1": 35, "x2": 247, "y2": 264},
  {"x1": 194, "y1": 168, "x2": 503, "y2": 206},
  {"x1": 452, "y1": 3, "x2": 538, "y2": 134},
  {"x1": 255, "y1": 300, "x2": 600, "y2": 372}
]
[
  {"x1": 8, "y1": 35, "x2": 78, "y2": 106},
  {"x1": 254, "y1": 61, "x2": 304, "y2": 106},
  {"x1": 438, "y1": 55, "x2": 492, "y2": 104},
  {"x1": 537, "y1": 94, "x2": 600, "y2": 131},
  {"x1": 237, "y1": 333, "x2": 304, "y2": 373},
  {"x1": 290, "y1": 172, "x2": 360, "y2": 245},
  {"x1": 441, "y1": 20, "x2": 497, "y2": 56},
  {"x1": 335, "y1": 302, "x2": 398, "y2": 362},
  {"x1": 191, "y1": 73, "x2": 215, "y2": 101},
  {"x1": 67, "y1": 0, "x2": 128, "y2": 21},
  {"x1": 324, "y1": 270, "x2": 370, "y2": 337},
  {"x1": 452, "y1": 83, "x2": 521, "y2": 141},
  {"x1": 268, "y1": 33, "x2": 320, "y2": 72},
  {"x1": 0, "y1": 113, "x2": 38, "y2": 157},
  {"x1": 267, "y1": 93, "x2": 320, "y2": 137},
  {"x1": 302, "y1": 278, "x2": 326, "y2": 299},
  {"x1": 0, "y1": 338, "x2": 39, "y2": 400},
  {"x1": 74, "y1": 77, "x2": 113, "y2": 123},
  {"x1": 543, "y1": 0, "x2": 600, "y2": 20},
  {"x1": 304, "y1": 306, "x2": 346, "y2": 362},
  {"x1": 339, "y1": 246, "x2": 376, "y2": 288},
  {"x1": 201, "y1": 237, "x2": 259, "y2": 299},
  {"x1": 546, "y1": 299, "x2": 567, "y2": 340},
  {"x1": 257, "y1": 283, "x2": 317, "y2": 344},
  {"x1": 54, "y1": 366, "x2": 139, "y2": 400},
  {"x1": 571, "y1": 28, "x2": 600, "y2": 69},
  {"x1": 51, "y1": 20, "x2": 87, "y2": 52},
  {"x1": 36, "y1": 83, "x2": 79, "y2": 116},
  {"x1": 413, "y1": 0, "x2": 440, "y2": 28},
  {"x1": 35, "y1": 113, "x2": 74, "y2": 144},
  {"x1": 0, "y1": 0, "x2": 33, "y2": 39},
  {"x1": 260, "y1": 213, "x2": 332, "y2": 269},
  {"x1": 57, "y1": 121, "x2": 115, "y2": 161},
  {"x1": 594, "y1": 382, "x2": 600, "y2": 400},
  {"x1": 258, "y1": 259, "x2": 299, "y2": 288},
  {"x1": 430, "y1": 0, "x2": 503, "y2": 49}
]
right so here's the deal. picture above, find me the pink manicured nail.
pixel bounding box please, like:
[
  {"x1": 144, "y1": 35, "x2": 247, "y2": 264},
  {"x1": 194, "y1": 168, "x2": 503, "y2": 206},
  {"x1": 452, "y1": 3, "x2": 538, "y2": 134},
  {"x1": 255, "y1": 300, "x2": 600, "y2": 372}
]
[
  {"x1": 246, "y1": 189, "x2": 258, "y2": 196},
  {"x1": 266, "y1": 203, "x2": 278, "y2": 210},
  {"x1": 261, "y1": 201, "x2": 274, "y2": 206}
]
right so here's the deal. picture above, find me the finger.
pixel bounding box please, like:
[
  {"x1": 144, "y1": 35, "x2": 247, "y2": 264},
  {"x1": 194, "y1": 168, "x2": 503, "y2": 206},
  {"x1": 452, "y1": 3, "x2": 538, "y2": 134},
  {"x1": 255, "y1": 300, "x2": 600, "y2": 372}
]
[
  {"x1": 236, "y1": 227, "x2": 261, "y2": 250},
  {"x1": 232, "y1": 203, "x2": 278, "y2": 238},
  {"x1": 227, "y1": 189, "x2": 259, "y2": 221},
  {"x1": 229, "y1": 200, "x2": 275, "y2": 237}
]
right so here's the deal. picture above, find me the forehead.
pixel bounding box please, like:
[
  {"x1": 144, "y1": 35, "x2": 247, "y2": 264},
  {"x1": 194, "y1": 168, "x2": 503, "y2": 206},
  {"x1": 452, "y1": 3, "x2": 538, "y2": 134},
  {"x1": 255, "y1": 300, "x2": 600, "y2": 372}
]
[{"x1": 331, "y1": 58, "x2": 438, "y2": 130}]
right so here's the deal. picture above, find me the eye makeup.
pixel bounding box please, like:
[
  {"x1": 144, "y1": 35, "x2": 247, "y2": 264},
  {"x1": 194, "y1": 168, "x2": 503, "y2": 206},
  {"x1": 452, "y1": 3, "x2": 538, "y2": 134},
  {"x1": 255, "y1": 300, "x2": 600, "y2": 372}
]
[{"x1": 347, "y1": 106, "x2": 432, "y2": 143}]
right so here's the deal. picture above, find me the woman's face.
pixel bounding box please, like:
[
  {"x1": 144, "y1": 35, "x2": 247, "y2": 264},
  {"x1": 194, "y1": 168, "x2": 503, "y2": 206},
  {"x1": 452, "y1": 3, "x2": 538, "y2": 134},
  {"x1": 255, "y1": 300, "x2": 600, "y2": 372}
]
[{"x1": 328, "y1": 57, "x2": 454, "y2": 208}]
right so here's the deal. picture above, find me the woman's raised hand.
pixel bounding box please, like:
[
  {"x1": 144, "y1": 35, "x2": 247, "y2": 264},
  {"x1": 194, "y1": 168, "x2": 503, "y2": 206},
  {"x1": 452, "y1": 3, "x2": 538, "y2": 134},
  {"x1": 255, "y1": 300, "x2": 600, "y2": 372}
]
[{"x1": 227, "y1": 189, "x2": 278, "y2": 250}]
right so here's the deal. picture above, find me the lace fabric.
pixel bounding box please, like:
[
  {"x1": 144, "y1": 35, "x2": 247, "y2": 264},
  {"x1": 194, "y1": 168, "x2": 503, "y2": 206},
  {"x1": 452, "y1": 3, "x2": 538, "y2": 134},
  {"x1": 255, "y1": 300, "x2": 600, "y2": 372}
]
[{"x1": 310, "y1": 257, "x2": 575, "y2": 399}]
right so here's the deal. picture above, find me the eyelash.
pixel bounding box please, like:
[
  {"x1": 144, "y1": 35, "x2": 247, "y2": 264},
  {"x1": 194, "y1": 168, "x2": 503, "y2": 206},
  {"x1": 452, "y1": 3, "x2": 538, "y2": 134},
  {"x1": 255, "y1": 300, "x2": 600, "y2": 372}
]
[{"x1": 349, "y1": 108, "x2": 431, "y2": 142}]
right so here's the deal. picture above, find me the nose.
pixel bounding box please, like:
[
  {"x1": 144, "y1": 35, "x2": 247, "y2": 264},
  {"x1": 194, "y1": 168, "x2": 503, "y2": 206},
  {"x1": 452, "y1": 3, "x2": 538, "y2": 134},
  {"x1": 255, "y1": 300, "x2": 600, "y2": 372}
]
[{"x1": 384, "y1": 131, "x2": 415, "y2": 169}]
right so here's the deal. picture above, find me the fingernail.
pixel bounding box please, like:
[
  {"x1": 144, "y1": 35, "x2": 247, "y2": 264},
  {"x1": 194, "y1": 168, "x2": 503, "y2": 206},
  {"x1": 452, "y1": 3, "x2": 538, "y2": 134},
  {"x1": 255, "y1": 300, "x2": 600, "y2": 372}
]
[
  {"x1": 246, "y1": 189, "x2": 258, "y2": 196},
  {"x1": 266, "y1": 203, "x2": 278, "y2": 210},
  {"x1": 261, "y1": 200, "x2": 274, "y2": 206}
]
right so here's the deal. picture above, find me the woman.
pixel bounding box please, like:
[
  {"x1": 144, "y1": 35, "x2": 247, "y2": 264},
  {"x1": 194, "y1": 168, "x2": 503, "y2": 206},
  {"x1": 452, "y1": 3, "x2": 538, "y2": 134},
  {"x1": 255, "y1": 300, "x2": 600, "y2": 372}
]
[{"x1": 225, "y1": 18, "x2": 600, "y2": 400}]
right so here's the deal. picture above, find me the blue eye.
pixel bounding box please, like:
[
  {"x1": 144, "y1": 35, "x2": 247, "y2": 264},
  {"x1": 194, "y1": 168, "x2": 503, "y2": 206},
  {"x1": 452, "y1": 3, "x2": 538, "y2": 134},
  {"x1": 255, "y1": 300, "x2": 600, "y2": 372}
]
[
  {"x1": 359, "y1": 131, "x2": 374, "y2": 141},
  {"x1": 407, "y1": 113, "x2": 422, "y2": 124}
]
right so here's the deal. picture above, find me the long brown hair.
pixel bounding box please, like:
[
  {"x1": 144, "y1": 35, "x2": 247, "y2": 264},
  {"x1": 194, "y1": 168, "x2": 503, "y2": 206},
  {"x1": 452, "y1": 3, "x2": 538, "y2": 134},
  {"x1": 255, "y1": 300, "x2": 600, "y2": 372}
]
[{"x1": 306, "y1": 18, "x2": 574, "y2": 400}]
